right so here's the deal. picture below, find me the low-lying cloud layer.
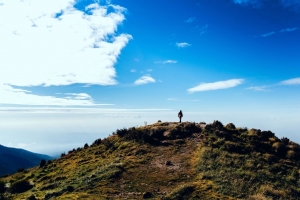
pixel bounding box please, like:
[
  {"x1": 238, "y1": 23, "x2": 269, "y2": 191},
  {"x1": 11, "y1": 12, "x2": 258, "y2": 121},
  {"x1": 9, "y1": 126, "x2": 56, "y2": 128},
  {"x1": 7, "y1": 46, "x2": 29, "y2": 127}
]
[{"x1": 0, "y1": 0, "x2": 131, "y2": 106}]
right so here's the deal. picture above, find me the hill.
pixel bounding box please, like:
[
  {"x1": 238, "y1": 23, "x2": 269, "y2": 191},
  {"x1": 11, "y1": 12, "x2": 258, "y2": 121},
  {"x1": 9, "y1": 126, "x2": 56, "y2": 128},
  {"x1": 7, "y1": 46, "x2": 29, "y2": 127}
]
[
  {"x1": 0, "y1": 145, "x2": 52, "y2": 176},
  {"x1": 1, "y1": 121, "x2": 300, "y2": 200}
]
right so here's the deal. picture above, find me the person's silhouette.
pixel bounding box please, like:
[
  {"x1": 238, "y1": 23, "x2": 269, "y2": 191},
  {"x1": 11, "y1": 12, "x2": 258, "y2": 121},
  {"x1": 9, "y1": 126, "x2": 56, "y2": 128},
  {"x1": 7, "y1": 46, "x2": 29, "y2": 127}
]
[{"x1": 178, "y1": 110, "x2": 183, "y2": 123}]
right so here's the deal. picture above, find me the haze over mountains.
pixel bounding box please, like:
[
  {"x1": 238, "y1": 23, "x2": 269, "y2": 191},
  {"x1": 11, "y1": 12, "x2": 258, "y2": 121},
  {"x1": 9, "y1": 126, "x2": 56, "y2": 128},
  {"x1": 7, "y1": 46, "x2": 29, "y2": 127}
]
[
  {"x1": 0, "y1": 145, "x2": 52, "y2": 175},
  {"x1": 1, "y1": 121, "x2": 300, "y2": 199}
]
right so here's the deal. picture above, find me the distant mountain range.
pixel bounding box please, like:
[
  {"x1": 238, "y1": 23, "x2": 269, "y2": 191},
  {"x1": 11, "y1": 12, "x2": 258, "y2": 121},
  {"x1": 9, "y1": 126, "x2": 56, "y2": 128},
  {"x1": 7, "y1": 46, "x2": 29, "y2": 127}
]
[{"x1": 0, "y1": 145, "x2": 52, "y2": 175}]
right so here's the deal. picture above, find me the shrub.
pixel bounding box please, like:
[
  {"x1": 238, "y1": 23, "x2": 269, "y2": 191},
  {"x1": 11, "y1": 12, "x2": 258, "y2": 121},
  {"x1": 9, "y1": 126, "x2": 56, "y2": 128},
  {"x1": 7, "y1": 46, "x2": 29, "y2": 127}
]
[
  {"x1": 66, "y1": 185, "x2": 74, "y2": 192},
  {"x1": 116, "y1": 128, "x2": 128, "y2": 137},
  {"x1": 211, "y1": 120, "x2": 224, "y2": 129},
  {"x1": 286, "y1": 150, "x2": 296, "y2": 159},
  {"x1": 92, "y1": 138, "x2": 102, "y2": 146},
  {"x1": 40, "y1": 159, "x2": 47, "y2": 168},
  {"x1": 61, "y1": 152, "x2": 66, "y2": 157},
  {"x1": 281, "y1": 137, "x2": 290, "y2": 145},
  {"x1": 17, "y1": 168, "x2": 26, "y2": 173},
  {"x1": 272, "y1": 142, "x2": 286, "y2": 156},
  {"x1": 27, "y1": 194, "x2": 37, "y2": 200},
  {"x1": 165, "y1": 184, "x2": 194, "y2": 199},
  {"x1": 225, "y1": 123, "x2": 236, "y2": 130},
  {"x1": 84, "y1": 143, "x2": 89, "y2": 149},
  {"x1": 0, "y1": 181, "x2": 5, "y2": 194},
  {"x1": 260, "y1": 131, "x2": 275, "y2": 139},
  {"x1": 9, "y1": 180, "x2": 33, "y2": 193}
]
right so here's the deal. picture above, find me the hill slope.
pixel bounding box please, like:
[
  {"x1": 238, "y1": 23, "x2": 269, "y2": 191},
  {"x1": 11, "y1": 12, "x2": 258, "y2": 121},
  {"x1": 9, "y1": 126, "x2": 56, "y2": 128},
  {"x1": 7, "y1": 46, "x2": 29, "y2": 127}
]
[
  {"x1": 0, "y1": 145, "x2": 52, "y2": 175},
  {"x1": 1, "y1": 121, "x2": 300, "y2": 200}
]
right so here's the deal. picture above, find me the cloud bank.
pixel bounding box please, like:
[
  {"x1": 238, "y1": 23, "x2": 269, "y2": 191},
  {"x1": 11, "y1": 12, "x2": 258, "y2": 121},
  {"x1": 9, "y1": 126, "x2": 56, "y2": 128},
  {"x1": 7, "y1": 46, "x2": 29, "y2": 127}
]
[
  {"x1": 188, "y1": 79, "x2": 244, "y2": 93},
  {"x1": 0, "y1": 0, "x2": 131, "y2": 106}
]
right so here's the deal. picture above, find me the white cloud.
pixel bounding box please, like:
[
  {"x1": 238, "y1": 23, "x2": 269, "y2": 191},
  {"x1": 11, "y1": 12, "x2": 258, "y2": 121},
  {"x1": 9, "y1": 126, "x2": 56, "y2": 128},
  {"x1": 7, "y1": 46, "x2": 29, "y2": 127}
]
[
  {"x1": 147, "y1": 69, "x2": 153, "y2": 72},
  {"x1": 233, "y1": 0, "x2": 263, "y2": 7},
  {"x1": 0, "y1": 0, "x2": 131, "y2": 106},
  {"x1": 176, "y1": 42, "x2": 191, "y2": 48},
  {"x1": 280, "y1": 0, "x2": 300, "y2": 8},
  {"x1": 167, "y1": 98, "x2": 199, "y2": 102},
  {"x1": 134, "y1": 75, "x2": 156, "y2": 85},
  {"x1": 280, "y1": 27, "x2": 299, "y2": 32},
  {"x1": 246, "y1": 86, "x2": 270, "y2": 91},
  {"x1": 64, "y1": 93, "x2": 92, "y2": 100},
  {"x1": 130, "y1": 69, "x2": 136, "y2": 73},
  {"x1": 233, "y1": 0, "x2": 300, "y2": 9},
  {"x1": 280, "y1": 77, "x2": 300, "y2": 85},
  {"x1": 155, "y1": 60, "x2": 177, "y2": 64},
  {"x1": 188, "y1": 79, "x2": 244, "y2": 93},
  {"x1": 198, "y1": 24, "x2": 208, "y2": 35},
  {"x1": 184, "y1": 17, "x2": 196, "y2": 23},
  {"x1": 261, "y1": 31, "x2": 275, "y2": 37},
  {"x1": 0, "y1": 84, "x2": 101, "y2": 106}
]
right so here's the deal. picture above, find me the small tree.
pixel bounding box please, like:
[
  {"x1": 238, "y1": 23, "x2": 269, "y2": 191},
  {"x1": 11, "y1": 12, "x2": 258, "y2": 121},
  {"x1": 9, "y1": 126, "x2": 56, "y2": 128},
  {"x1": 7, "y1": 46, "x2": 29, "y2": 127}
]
[{"x1": 39, "y1": 159, "x2": 46, "y2": 168}]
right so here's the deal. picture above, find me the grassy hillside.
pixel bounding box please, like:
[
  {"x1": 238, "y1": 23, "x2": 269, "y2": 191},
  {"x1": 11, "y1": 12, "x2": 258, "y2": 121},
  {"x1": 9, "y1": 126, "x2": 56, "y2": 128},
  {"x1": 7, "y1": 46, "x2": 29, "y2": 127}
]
[
  {"x1": 1, "y1": 121, "x2": 300, "y2": 200},
  {"x1": 0, "y1": 145, "x2": 52, "y2": 175}
]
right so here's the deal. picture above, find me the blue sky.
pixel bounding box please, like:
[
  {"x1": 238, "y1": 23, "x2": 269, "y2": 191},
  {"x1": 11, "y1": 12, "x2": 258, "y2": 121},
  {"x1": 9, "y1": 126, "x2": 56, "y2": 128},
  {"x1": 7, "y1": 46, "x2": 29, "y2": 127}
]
[{"x1": 0, "y1": 0, "x2": 299, "y2": 155}]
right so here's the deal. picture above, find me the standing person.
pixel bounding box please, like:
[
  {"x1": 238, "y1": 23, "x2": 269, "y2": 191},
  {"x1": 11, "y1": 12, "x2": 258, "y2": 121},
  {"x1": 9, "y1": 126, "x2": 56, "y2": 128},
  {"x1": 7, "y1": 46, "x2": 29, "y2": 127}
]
[{"x1": 178, "y1": 110, "x2": 183, "y2": 123}]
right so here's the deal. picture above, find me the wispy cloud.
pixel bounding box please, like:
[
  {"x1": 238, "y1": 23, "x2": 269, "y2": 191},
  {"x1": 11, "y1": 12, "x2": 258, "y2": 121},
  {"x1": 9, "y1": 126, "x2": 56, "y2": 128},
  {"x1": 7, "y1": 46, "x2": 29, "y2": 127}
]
[
  {"x1": 176, "y1": 42, "x2": 191, "y2": 48},
  {"x1": 155, "y1": 60, "x2": 178, "y2": 64},
  {"x1": 64, "y1": 93, "x2": 92, "y2": 100},
  {"x1": 130, "y1": 69, "x2": 136, "y2": 73},
  {"x1": 233, "y1": 0, "x2": 263, "y2": 7},
  {"x1": 167, "y1": 98, "x2": 200, "y2": 102},
  {"x1": 0, "y1": 0, "x2": 131, "y2": 106},
  {"x1": 147, "y1": 69, "x2": 153, "y2": 72},
  {"x1": 258, "y1": 27, "x2": 299, "y2": 37},
  {"x1": 184, "y1": 17, "x2": 196, "y2": 23},
  {"x1": 261, "y1": 31, "x2": 275, "y2": 37},
  {"x1": 280, "y1": 27, "x2": 299, "y2": 32},
  {"x1": 246, "y1": 86, "x2": 270, "y2": 91},
  {"x1": 0, "y1": 84, "x2": 100, "y2": 106},
  {"x1": 233, "y1": 0, "x2": 300, "y2": 9},
  {"x1": 187, "y1": 79, "x2": 244, "y2": 93},
  {"x1": 280, "y1": 77, "x2": 300, "y2": 85},
  {"x1": 134, "y1": 75, "x2": 156, "y2": 85},
  {"x1": 197, "y1": 24, "x2": 208, "y2": 35}
]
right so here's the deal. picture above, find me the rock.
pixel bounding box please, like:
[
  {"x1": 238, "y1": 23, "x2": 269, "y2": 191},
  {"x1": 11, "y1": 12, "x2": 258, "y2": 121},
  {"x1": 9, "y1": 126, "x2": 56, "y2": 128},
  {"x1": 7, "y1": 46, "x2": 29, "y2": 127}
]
[{"x1": 143, "y1": 191, "x2": 153, "y2": 199}]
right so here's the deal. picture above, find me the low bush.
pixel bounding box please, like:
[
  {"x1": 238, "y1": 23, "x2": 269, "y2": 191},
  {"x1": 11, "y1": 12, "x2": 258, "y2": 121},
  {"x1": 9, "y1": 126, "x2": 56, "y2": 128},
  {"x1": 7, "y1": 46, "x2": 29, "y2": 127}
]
[
  {"x1": 9, "y1": 180, "x2": 33, "y2": 194},
  {"x1": 0, "y1": 181, "x2": 5, "y2": 194},
  {"x1": 40, "y1": 159, "x2": 46, "y2": 168},
  {"x1": 225, "y1": 123, "x2": 236, "y2": 130}
]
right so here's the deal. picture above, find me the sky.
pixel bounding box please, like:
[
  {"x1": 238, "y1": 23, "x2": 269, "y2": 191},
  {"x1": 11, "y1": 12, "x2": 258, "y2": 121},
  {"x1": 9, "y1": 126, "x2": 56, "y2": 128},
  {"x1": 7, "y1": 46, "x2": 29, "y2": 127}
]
[{"x1": 0, "y1": 0, "x2": 299, "y2": 156}]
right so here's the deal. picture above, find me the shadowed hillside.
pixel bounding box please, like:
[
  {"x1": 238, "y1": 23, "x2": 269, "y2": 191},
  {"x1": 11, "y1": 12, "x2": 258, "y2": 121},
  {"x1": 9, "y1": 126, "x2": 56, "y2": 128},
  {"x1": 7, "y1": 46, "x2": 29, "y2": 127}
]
[
  {"x1": 1, "y1": 121, "x2": 300, "y2": 200},
  {"x1": 0, "y1": 145, "x2": 52, "y2": 176}
]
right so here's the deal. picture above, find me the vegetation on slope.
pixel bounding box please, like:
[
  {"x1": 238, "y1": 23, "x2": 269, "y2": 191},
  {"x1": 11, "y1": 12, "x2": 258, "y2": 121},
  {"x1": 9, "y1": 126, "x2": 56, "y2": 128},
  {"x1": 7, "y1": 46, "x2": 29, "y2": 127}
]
[{"x1": 1, "y1": 121, "x2": 300, "y2": 200}]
